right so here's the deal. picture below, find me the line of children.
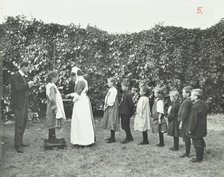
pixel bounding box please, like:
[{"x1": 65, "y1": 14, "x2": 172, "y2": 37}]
[
  {"x1": 66, "y1": 72, "x2": 207, "y2": 163},
  {"x1": 45, "y1": 66, "x2": 207, "y2": 164}
]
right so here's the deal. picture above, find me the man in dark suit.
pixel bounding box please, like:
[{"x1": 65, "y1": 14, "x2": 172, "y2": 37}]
[
  {"x1": 10, "y1": 62, "x2": 34, "y2": 153},
  {"x1": 188, "y1": 89, "x2": 207, "y2": 163},
  {"x1": 119, "y1": 80, "x2": 135, "y2": 144}
]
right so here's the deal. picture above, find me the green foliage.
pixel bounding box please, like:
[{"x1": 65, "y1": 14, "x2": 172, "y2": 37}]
[{"x1": 1, "y1": 16, "x2": 224, "y2": 120}]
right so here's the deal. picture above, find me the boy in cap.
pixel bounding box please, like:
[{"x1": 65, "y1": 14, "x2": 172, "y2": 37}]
[
  {"x1": 188, "y1": 89, "x2": 207, "y2": 163},
  {"x1": 178, "y1": 86, "x2": 193, "y2": 157}
]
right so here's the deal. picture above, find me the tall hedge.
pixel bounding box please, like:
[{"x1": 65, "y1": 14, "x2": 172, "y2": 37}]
[{"x1": 1, "y1": 16, "x2": 224, "y2": 120}]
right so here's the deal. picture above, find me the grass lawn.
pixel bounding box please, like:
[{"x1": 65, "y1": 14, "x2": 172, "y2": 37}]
[{"x1": 1, "y1": 114, "x2": 224, "y2": 177}]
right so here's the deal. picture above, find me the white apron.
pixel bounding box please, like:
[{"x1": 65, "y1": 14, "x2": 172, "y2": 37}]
[
  {"x1": 46, "y1": 83, "x2": 66, "y2": 120},
  {"x1": 54, "y1": 83, "x2": 66, "y2": 120},
  {"x1": 70, "y1": 92, "x2": 95, "y2": 145}
]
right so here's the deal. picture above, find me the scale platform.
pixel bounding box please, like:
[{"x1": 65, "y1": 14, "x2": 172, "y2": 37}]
[{"x1": 44, "y1": 138, "x2": 66, "y2": 150}]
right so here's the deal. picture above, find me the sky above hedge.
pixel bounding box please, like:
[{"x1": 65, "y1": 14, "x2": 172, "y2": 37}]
[{"x1": 0, "y1": 0, "x2": 224, "y2": 33}]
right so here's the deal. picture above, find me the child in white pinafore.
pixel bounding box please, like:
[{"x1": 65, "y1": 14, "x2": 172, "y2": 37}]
[
  {"x1": 134, "y1": 86, "x2": 151, "y2": 145},
  {"x1": 46, "y1": 71, "x2": 66, "y2": 143}
]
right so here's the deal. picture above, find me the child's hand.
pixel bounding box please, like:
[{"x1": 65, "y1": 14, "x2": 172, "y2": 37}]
[
  {"x1": 158, "y1": 119, "x2": 161, "y2": 124},
  {"x1": 65, "y1": 94, "x2": 70, "y2": 98},
  {"x1": 65, "y1": 93, "x2": 75, "y2": 98}
]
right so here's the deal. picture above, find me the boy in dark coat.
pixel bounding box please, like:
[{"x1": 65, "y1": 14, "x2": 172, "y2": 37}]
[
  {"x1": 167, "y1": 90, "x2": 181, "y2": 151},
  {"x1": 178, "y1": 86, "x2": 192, "y2": 157},
  {"x1": 120, "y1": 80, "x2": 135, "y2": 144},
  {"x1": 188, "y1": 89, "x2": 207, "y2": 163}
]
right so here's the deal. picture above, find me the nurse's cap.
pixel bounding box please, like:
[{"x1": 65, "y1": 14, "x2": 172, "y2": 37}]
[{"x1": 71, "y1": 66, "x2": 80, "y2": 74}]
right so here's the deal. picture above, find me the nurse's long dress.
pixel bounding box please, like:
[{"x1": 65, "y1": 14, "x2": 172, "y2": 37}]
[{"x1": 70, "y1": 82, "x2": 95, "y2": 146}]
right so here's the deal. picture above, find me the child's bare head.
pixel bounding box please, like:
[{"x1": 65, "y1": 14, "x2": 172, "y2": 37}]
[
  {"x1": 46, "y1": 71, "x2": 58, "y2": 83},
  {"x1": 154, "y1": 87, "x2": 164, "y2": 99},
  {"x1": 191, "y1": 89, "x2": 203, "y2": 101},
  {"x1": 121, "y1": 80, "x2": 130, "y2": 91},
  {"x1": 169, "y1": 90, "x2": 181, "y2": 102},
  {"x1": 107, "y1": 77, "x2": 116, "y2": 88},
  {"x1": 182, "y1": 86, "x2": 192, "y2": 98},
  {"x1": 140, "y1": 86, "x2": 149, "y2": 97}
]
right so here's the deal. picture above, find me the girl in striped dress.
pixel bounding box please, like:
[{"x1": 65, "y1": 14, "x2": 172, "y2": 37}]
[
  {"x1": 103, "y1": 78, "x2": 119, "y2": 143},
  {"x1": 151, "y1": 87, "x2": 167, "y2": 147}
]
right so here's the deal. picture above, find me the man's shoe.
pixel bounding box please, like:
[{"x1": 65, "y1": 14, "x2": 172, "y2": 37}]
[
  {"x1": 16, "y1": 146, "x2": 24, "y2": 153},
  {"x1": 190, "y1": 158, "x2": 202, "y2": 163},
  {"x1": 180, "y1": 153, "x2": 190, "y2": 158}
]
